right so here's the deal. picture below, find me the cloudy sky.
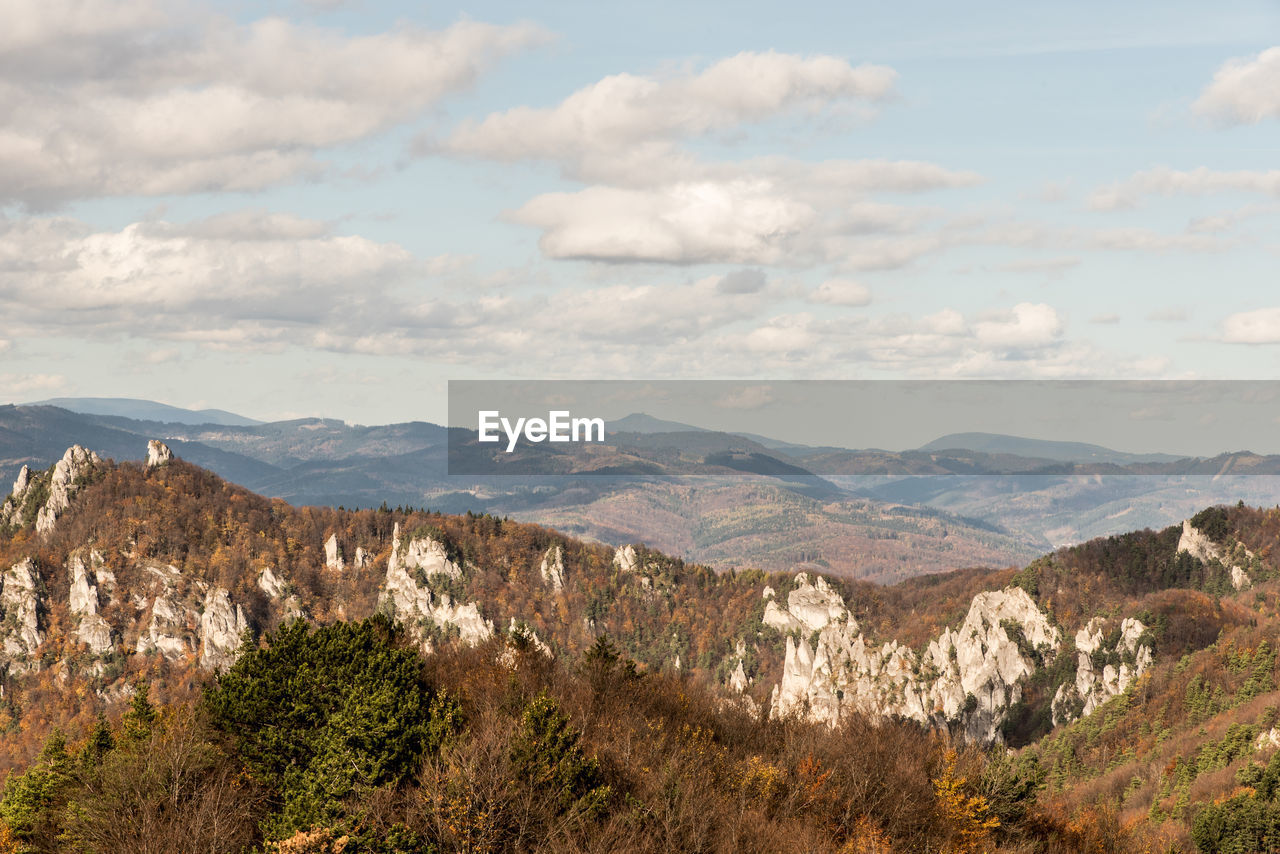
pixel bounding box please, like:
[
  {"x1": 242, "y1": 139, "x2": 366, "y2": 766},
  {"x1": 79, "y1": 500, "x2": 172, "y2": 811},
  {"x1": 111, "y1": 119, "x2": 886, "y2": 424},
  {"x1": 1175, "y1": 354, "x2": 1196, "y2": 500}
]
[{"x1": 2, "y1": 0, "x2": 1279, "y2": 424}]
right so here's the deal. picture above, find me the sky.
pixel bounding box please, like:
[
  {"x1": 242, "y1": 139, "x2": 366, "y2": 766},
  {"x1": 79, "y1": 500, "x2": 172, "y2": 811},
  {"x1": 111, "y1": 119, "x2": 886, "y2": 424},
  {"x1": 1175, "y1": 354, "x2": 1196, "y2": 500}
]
[{"x1": 2, "y1": 0, "x2": 1280, "y2": 426}]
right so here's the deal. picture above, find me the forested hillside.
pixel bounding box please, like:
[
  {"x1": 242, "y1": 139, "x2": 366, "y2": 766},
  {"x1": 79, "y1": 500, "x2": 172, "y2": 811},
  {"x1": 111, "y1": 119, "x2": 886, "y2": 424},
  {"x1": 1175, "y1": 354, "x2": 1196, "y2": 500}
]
[{"x1": 1, "y1": 444, "x2": 1280, "y2": 850}]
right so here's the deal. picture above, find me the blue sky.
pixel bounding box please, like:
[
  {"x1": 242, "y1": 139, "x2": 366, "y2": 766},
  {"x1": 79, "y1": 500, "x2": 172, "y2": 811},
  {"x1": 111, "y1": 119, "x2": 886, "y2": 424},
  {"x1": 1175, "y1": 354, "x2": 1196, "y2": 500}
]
[{"x1": 2, "y1": 0, "x2": 1279, "y2": 424}]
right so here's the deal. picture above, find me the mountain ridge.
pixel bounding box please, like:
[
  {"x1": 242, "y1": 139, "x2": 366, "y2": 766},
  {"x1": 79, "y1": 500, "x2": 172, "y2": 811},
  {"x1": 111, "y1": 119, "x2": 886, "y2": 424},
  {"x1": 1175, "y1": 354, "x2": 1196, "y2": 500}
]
[{"x1": 0, "y1": 442, "x2": 1277, "y2": 850}]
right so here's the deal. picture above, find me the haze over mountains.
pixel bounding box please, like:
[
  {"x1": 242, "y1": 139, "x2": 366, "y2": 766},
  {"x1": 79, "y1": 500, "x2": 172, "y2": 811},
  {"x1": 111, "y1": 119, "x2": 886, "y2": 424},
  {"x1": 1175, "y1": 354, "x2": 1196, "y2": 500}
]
[{"x1": 8, "y1": 397, "x2": 1280, "y2": 580}]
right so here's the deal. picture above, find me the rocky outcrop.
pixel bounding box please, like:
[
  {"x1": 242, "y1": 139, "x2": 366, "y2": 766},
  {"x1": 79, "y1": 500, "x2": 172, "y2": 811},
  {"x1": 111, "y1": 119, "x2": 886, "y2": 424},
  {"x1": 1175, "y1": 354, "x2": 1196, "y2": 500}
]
[
  {"x1": 390, "y1": 524, "x2": 462, "y2": 582},
  {"x1": 258, "y1": 567, "x2": 285, "y2": 599},
  {"x1": 354, "y1": 547, "x2": 372, "y2": 570},
  {"x1": 141, "y1": 591, "x2": 190, "y2": 660},
  {"x1": 1051, "y1": 617, "x2": 1153, "y2": 725},
  {"x1": 1, "y1": 559, "x2": 45, "y2": 664},
  {"x1": 324, "y1": 534, "x2": 345, "y2": 571},
  {"x1": 613, "y1": 545, "x2": 639, "y2": 573},
  {"x1": 35, "y1": 446, "x2": 101, "y2": 535},
  {"x1": 540, "y1": 545, "x2": 565, "y2": 591},
  {"x1": 200, "y1": 588, "x2": 248, "y2": 671},
  {"x1": 146, "y1": 440, "x2": 173, "y2": 468},
  {"x1": 68, "y1": 552, "x2": 114, "y2": 655},
  {"x1": 380, "y1": 523, "x2": 492, "y2": 647},
  {"x1": 763, "y1": 574, "x2": 845, "y2": 633},
  {"x1": 1178, "y1": 518, "x2": 1254, "y2": 590},
  {"x1": 727, "y1": 639, "x2": 752, "y2": 694},
  {"x1": 766, "y1": 575, "x2": 1060, "y2": 742},
  {"x1": 0, "y1": 466, "x2": 31, "y2": 526},
  {"x1": 136, "y1": 561, "x2": 192, "y2": 660}
]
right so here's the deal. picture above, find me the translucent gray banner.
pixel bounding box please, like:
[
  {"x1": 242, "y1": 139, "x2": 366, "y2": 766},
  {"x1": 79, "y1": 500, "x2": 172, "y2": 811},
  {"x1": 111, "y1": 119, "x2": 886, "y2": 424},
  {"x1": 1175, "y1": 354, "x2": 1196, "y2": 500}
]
[{"x1": 447, "y1": 380, "x2": 1280, "y2": 476}]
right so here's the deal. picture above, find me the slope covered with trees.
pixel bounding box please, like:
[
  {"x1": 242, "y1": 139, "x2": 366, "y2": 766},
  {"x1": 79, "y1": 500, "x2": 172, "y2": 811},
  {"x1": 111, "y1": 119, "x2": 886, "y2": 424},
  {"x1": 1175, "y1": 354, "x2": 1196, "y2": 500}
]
[{"x1": 1, "y1": 446, "x2": 1280, "y2": 850}]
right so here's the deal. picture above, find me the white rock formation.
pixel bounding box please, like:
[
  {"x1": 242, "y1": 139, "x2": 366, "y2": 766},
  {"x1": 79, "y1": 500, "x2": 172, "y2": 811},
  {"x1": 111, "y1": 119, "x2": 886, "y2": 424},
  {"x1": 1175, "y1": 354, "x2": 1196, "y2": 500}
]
[
  {"x1": 389, "y1": 524, "x2": 461, "y2": 581},
  {"x1": 1051, "y1": 617, "x2": 1153, "y2": 725},
  {"x1": 730, "y1": 659, "x2": 750, "y2": 694},
  {"x1": 354, "y1": 547, "x2": 372, "y2": 569},
  {"x1": 1, "y1": 558, "x2": 45, "y2": 662},
  {"x1": 200, "y1": 588, "x2": 249, "y2": 670},
  {"x1": 258, "y1": 567, "x2": 285, "y2": 599},
  {"x1": 540, "y1": 545, "x2": 566, "y2": 591},
  {"x1": 141, "y1": 592, "x2": 190, "y2": 660},
  {"x1": 1178, "y1": 518, "x2": 1253, "y2": 590},
  {"x1": 766, "y1": 578, "x2": 1060, "y2": 743},
  {"x1": 763, "y1": 573, "x2": 846, "y2": 634},
  {"x1": 727, "y1": 639, "x2": 752, "y2": 694},
  {"x1": 613, "y1": 544, "x2": 639, "y2": 573},
  {"x1": 257, "y1": 569, "x2": 303, "y2": 621},
  {"x1": 324, "y1": 534, "x2": 345, "y2": 571},
  {"x1": 0, "y1": 466, "x2": 30, "y2": 526},
  {"x1": 35, "y1": 446, "x2": 101, "y2": 535},
  {"x1": 1232, "y1": 565, "x2": 1251, "y2": 591},
  {"x1": 68, "y1": 552, "x2": 114, "y2": 655},
  {"x1": 146, "y1": 440, "x2": 173, "y2": 468},
  {"x1": 380, "y1": 523, "x2": 492, "y2": 647}
]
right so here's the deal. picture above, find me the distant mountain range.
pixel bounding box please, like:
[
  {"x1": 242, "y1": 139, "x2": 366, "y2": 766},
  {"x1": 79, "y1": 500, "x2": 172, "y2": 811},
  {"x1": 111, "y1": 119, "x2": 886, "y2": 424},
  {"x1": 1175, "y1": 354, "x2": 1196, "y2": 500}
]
[
  {"x1": 919, "y1": 431, "x2": 1182, "y2": 465},
  {"x1": 3, "y1": 398, "x2": 1280, "y2": 576},
  {"x1": 31, "y1": 396, "x2": 264, "y2": 426}
]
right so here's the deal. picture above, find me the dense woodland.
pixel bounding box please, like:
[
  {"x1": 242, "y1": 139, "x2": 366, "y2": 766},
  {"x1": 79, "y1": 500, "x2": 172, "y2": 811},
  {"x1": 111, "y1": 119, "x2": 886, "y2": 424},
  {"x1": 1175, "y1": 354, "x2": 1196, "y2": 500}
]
[
  {"x1": 0, "y1": 617, "x2": 1163, "y2": 854},
  {"x1": 3, "y1": 456, "x2": 1280, "y2": 849}
]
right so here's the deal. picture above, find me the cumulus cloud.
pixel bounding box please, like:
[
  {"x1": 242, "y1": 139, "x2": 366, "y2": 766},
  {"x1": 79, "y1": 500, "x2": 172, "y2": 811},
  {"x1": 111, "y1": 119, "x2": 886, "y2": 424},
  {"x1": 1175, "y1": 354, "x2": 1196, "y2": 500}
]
[
  {"x1": 437, "y1": 51, "x2": 980, "y2": 267},
  {"x1": 808, "y1": 279, "x2": 872, "y2": 306},
  {"x1": 1090, "y1": 166, "x2": 1280, "y2": 210},
  {"x1": 717, "y1": 269, "x2": 767, "y2": 294},
  {"x1": 971, "y1": 303, "x2": 1063, "y2": 349},
  {"x1": 712, "y1": 303, "x2": 1151, "y2": 379},
  {"x1": 1194, "y1": 46, "x2": 1280, "y2": 125},
  {"x1": 510, "y1": 166, "x2": 976, "y2": 266},
  {"x1": 0, "y1": 373, "x2": 66, "y2": 397},
  {"x1": 443, "y1": 51, "x2": 896, "y2": 174},
  {"x1": 1222, "y1": 308, "x2": 1280, "y2": 344},
  {"x1": 0, "y1": 214, "x2": 417, "y2": 338},
  {"x1": 0, "y1": 211, "x2": 1165, "y2": 381},
  {"x1": 0, "y1": 1, "x2": 545, "y2": 204},
  {"x1": 513, "y1": 181, "x2": 817, "y2": 265}
]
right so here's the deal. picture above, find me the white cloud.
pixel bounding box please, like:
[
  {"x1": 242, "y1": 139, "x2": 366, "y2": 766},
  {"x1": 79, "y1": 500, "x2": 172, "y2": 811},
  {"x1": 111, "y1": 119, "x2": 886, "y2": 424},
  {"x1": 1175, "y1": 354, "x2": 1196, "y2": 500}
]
[
  {"x1": 809, "y1": 279, "x2": 872, "y2": 306},
  {"x1": 512, "y1": 181, "x2": 816, "y2": 265},
  {"x1": 0, "y1": 214, "x2": 416, "y2": 336},
  {"x1": 971, "y1": 303, "x2": 1063, "y2": 349},
  {"x1": 0, "y1": 373, "x2": 66, "y2": 398},
  {"x1": 444, "y1": 51, "x2": 895, "y2": 174},
  {"x1": 1194, "y1": 46, "x2": 1280, "y2": 125},
  {"x1": 1222, "y1": 307, "x2": 1280, "y2": 344},
  {"x1": 439, "y1": 51, "x2": 980, "y2": 268},
  {"x1": 0, "y1": 211, "x2": 1165, "y2": 382},
  {"x1": 717, "y1": 269, "x2": 768, "y2": 294},
  {"x1": 0, "y1": 3, "x2": 545, "y2": 204},
  {"x1": 1090, "y1": 166, "x2": 1280, "y2": 210}
]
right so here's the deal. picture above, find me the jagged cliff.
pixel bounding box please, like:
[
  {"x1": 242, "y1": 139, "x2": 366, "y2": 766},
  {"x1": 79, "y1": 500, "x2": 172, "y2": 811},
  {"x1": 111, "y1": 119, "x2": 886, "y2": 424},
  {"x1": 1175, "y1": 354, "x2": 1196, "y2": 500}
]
[
  {"x1": 0, "y1": 443, "x2": 1267, "y2": 761},
  {"x1": 763, "y1": 574, "x2": 1061, "y2": 741}
]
